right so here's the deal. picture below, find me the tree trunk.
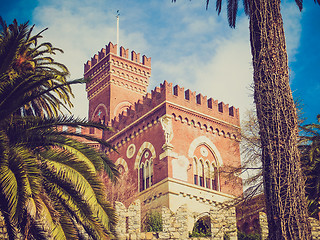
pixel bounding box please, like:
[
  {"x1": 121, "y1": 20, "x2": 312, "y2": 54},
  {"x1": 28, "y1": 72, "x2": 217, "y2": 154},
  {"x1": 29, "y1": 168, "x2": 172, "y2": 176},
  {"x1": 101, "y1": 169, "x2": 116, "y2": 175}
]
[{"x1": 248, "y1": 0, "x2": 312, "y2": 239}]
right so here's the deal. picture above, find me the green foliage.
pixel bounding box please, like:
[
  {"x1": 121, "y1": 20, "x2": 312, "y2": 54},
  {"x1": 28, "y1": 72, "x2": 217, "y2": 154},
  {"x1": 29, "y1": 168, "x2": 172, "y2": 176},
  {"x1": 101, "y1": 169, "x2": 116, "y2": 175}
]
[
  {"x1": 238, "y1": 231, "x2": 261, "y2": 240},
  {"x1": 144, "y1": 211, "x2": 163, "y2": 232},
  {"x1": 189, "y1": 216, "x2": 211, "y2": 237},
  {"x1": 0, "y1": 17, "x2": 84, "y2": 119},
  {"x1": 300, "y1": 119, "x2": 320, "y2": 219},
  {"x1": 224, "y1": 233, "x2": 230, "y2": 240},
  {"x1": 0, "y1": 18, "x2": 119, "y2": 239}
]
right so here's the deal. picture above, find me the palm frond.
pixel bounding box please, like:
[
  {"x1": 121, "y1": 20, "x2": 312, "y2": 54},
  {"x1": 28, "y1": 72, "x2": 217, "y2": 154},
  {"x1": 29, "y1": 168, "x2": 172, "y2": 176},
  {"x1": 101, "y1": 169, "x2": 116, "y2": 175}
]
[
  {"x1": 295, "y1": 0, "x2": 303, "y2": 11},
  {"x1": 227, "y1": 0, "x2": 239, "y2": 28},
  {"x1": 215, "y1": 0, "x2": 222, "y2": 14}
]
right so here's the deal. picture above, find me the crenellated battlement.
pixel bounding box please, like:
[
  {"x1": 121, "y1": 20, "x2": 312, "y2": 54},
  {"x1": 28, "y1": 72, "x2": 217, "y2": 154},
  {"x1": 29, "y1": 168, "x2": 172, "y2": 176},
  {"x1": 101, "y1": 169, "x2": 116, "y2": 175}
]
[
  {"x1": 84, "y1": 42, "x2": 151, "y2": 73},
  {"x1": 109, "y1": 80, "x2": 239, "y2": 132}
]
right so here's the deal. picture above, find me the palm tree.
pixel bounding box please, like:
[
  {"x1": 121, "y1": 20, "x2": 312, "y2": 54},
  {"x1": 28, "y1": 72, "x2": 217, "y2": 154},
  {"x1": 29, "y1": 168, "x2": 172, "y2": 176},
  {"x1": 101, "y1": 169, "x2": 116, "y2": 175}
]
[
  {"x1": 0, "y1": 17, "x2": 80, "y2": 118},
  {"x1": 300, "y1": 121, "x2": 320, "y2": 220},
  {"x1": 0, "y1": 116, "x2": 118, "y2": 239},
  {"x1": 172, "y1": 0, "x2": 319, "y2": 239},
  {"x1": 0, "y1": 19, "x2": 119, "y2": 239}
]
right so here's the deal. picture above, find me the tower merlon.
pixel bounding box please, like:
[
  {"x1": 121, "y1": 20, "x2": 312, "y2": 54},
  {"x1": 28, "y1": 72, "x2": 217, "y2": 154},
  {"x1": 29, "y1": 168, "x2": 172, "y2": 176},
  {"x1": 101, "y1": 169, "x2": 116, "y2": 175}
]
[
  {"x1": 106, "y1": 42, "x2": 117, "y2": 54},
  {"x1": 184, "y1": 89, "x2": 196, "y2": 101},
  {"x1": 143, "y1": 93, "x2": 152, "y2": 102},
  {"x1": 84, "y1": 60, "x2": 92, "y2": 73},
  {"x1": 120, "y1": 46, "x2": 129, "y2": 59},
  {"x1": 91, "y1": 54, "x2": 99, "y2": 66},
  {"x1": 207, "y1": 98, "x2": 218, "y2": 109},
  {"x1": 98, "y1": 48, "x2": 107, "y2": 60},
  {"x1": 131, "y1": 51, "x2": 140, "y2": 63},
  {"x1": 151, "y1": 86, "x2": 161, "y2": 96},
  {"x1": 173, "y1": 84, "x2": 185, "y2": 96},
  {"x1": 196, "y1": 93, "x2": 207, "y2": 105},
  {"x1": 160, "y1": 80, "x2": 173, "y2": 92},
  {"x1": 142, "y1": 55, "x2": 151, "y2": 67}
]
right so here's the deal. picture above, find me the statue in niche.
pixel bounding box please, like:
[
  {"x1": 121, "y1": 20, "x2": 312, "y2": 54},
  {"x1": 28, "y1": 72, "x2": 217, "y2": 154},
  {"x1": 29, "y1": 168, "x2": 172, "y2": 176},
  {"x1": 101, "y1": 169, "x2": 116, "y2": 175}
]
[{"x1": 160, "y1": 115, "x2": 173, "y2": 145}]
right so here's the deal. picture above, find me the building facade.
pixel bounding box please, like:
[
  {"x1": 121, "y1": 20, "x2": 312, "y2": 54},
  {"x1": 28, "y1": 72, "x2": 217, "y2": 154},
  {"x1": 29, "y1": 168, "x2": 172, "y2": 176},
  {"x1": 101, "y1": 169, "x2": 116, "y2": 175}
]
[{"x1": 84, "y1": 42, "x2": 243, "y2": 231}]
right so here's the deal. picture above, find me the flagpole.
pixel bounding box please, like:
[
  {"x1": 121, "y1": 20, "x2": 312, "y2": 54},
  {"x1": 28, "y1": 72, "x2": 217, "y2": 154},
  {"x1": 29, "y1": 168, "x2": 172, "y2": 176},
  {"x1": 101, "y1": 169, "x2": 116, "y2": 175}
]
[{"x1": 116, "y1": 10, "x2": 120, "y2": 55}]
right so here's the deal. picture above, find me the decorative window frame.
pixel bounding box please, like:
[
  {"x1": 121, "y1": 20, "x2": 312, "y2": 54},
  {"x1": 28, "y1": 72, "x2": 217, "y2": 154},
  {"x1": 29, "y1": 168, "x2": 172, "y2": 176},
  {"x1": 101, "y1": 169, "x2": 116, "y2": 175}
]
[
  {"x1": 189, "y1": 136, "x2": 222, "y2": 191},
  {"x1": 135, "y1": 142, "x2": 156, "y2": 192},
  {"x1": 115, "y1": 158, "x2": 129, "y2": 173}
]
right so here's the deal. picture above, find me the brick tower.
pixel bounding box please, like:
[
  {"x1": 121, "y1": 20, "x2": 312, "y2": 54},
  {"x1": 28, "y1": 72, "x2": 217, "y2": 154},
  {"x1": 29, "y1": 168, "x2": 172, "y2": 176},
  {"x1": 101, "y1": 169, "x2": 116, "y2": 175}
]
[{"x1": 84, "y1": 42, "x2": 151, "y2": 125}]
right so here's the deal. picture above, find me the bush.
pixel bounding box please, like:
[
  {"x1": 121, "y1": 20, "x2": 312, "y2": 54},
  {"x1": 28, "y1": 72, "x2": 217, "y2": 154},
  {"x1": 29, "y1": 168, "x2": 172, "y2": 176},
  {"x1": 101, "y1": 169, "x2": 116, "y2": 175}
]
[
  {"x1": 238, "y1": 231, "x2": 261, "y2": 240},
  {"x1": 144, "y1": 211, "x2": 163, "y2": 232},
  {"x1": 189, "y1": 216, "x2": 211, "y2": 237}
]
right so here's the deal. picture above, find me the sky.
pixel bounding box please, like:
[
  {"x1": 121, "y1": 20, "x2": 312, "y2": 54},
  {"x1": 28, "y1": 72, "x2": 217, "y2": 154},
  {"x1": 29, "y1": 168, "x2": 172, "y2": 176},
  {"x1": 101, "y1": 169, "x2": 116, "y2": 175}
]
[{"x1": 1, "y1": 0, "x2": 319, "y2": 125}]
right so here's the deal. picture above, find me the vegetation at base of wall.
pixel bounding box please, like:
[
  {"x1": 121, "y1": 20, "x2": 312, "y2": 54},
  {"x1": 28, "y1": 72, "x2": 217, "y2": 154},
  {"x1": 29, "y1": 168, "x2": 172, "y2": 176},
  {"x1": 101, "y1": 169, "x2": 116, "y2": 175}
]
[
  {"x1": 223, "y1": 233, "x2": 230, "y2": 240},
  {"x1": 189, "y1": 216, "x2": 211, "y2": 237},
  {"x1": 238, "y1": 231, "x2": 261, "y2": 240},
  {"x1": 143, "y1": 211, "x2": 163, "y2": 232},
  {"x1": 189, "y1": 231, "x2": 212, "y2": 238}
]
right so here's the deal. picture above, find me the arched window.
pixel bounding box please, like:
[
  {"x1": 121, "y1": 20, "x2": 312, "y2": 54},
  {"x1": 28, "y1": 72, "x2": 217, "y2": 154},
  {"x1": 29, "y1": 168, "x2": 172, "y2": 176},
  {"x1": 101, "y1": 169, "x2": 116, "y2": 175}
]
[
  {"x1": 189, "y1": 140, "x2": 221, "y2": 191},
  {"x1": 138, "y1": 149, "x2": 154, "y2": 192}
]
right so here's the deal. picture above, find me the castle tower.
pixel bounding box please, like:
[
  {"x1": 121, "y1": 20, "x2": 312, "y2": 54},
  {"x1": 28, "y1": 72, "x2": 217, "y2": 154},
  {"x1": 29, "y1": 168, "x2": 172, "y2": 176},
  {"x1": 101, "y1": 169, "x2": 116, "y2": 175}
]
[
  {"x1": 84, "y1": 42, "x2": 151, "y2": 124},
  {"x1": 84, "y1": 43, "x2": 242, "y2": 233}
]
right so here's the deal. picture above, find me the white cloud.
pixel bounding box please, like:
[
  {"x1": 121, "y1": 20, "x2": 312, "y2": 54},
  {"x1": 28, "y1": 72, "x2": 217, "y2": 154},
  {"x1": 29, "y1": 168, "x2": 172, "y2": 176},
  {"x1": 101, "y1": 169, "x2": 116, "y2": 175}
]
[
  {"x1": 29, "y1": 0, "x2": 302, "y2": 123},
  {"x1": 150, "y1": 12, "x2": 253, "y2": 121},
  {"x1": 281, "y1": 0, "x2": 302, "y2": 62},
  {"x1": 31, "y1": 1, "x2": 139, "y2": 117}
]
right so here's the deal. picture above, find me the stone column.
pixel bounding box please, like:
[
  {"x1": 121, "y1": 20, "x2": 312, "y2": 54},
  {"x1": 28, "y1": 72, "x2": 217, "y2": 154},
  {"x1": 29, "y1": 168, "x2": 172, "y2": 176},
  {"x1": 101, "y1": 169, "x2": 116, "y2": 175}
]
[
  {"x1": 259, "y1": 212, "x2": 269, "y2": 240},
  {"x1": 211, "y1": 205, "x2": 237, "y2": 240}
]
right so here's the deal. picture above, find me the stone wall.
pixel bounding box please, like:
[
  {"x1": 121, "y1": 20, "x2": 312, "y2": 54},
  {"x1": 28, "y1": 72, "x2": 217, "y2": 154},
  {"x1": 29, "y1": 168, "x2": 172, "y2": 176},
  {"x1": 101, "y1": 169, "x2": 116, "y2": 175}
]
[
  {"x1": 211, "y1": 205, "x2": 237, "y2": 240},
  {"x1": 0, "y1": 212, "x2": 8, "y2": 239},
  {"x1": 161, "y1": 204, "x2": 188, "y2": 239},
  {"x1": 310, "y1": 217, "x2": 320, "y2": 239},
  {"x1": 114, "y1": 200, "x2": 238, "y2": 240},
  {"x1": 258, "y1": 212, "x2": 268, "y2": 240},
  {"x1": 115, "y1": 200, "x2": 141, "y2": 239}
]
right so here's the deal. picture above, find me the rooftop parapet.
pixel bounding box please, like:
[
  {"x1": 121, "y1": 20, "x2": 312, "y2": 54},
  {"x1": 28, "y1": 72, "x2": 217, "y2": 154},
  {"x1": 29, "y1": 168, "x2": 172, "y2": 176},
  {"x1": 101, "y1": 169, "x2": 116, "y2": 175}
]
[
  {"x1": 109, "y1": 80, "x2": 240, "y2": 132},
  {"x1": 84, "y1": 42, "x2": 151, "y2": 73}
]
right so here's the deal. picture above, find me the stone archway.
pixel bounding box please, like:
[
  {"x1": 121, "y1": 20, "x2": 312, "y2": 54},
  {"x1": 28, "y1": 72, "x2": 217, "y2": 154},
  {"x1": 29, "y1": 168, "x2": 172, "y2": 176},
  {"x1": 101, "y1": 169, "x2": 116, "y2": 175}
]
[{"x1": 190, "y1": 213, "x2": 211, "y2": 238}]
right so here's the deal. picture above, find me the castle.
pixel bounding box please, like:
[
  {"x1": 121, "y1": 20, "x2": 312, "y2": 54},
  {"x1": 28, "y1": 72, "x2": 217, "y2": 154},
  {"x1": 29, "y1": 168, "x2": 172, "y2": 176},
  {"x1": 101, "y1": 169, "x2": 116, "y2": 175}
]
[{"x1": 84, "y1": 42, "x2": 243, "y2": 233}]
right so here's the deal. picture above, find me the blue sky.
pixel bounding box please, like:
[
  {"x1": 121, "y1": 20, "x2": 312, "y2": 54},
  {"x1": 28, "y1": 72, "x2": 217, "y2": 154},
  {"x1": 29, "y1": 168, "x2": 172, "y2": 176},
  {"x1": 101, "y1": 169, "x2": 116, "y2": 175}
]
[{"x1": 1, "y1": 0, "x2": 319, "y2": 124}]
